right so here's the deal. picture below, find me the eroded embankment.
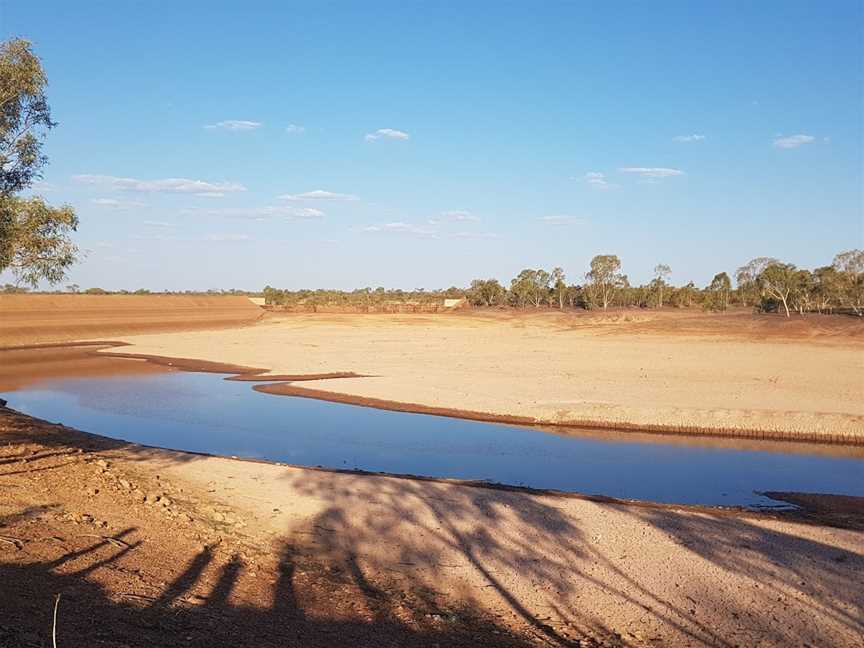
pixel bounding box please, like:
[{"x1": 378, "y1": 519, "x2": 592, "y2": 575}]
[
  {"x1": 0, "y1": 294, "x2": 263, "y2": 346},
  {"x1": 250, "y1": 382, "x2": 864, "y2": 446}
]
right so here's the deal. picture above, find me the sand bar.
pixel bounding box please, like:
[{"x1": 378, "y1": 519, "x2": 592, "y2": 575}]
[{"x1": 98, "y1": 310, "x2": 864, "y2": 443}]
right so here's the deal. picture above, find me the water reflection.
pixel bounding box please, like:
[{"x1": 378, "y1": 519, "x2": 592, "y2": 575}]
[{"x1": 3, "y1": 368, "x2": 862, "y2": 507}]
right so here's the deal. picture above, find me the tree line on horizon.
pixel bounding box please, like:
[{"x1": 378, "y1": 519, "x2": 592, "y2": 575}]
[
  {"x1": 7, "y1": 248, "x2": 862, "y2": 320},
  {"x1": 258, "y1": 250, "x2": 863, "y2": 318}
]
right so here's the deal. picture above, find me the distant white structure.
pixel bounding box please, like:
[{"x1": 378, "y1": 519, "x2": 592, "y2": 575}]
[
  {"x1": 248, "y1": 297, "x2": 266, "y2": 307},
  {"x1": 443, "y1": 298, "x2": 467, "y2": 309}
]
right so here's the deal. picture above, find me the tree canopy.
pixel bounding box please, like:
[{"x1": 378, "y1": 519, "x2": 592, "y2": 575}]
[
  {"x1": 585, "y1": 255, "x2": 626, "y2": 309},
  {"x1": 0, "y1": 37, "x2": 77, "y2": 287}
]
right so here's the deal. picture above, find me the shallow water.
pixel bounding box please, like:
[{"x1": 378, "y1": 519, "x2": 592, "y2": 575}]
[{"x1": 4, "y1": 369, "x2": 863, "y2": 507}]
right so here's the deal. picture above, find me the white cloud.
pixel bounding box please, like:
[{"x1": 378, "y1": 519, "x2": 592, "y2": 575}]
[
  {"x1": 205, "y1": 233, "x2": 253, "y2": 242},
  {"x1": 361, "y1": 221, "x2": 436, "y2": 237},
  {"x1": 130, "y1": 234, "x2": 177, "y2": 242},
  {"x1": 673, "y1": 134, "x2": 706, "y2": 143},
  {"x1": 619, "y1": 167, "x2": 685, "y2": 179},
  {"x1": 277, "y1": 190, "x2": 359, "y2": 201},
  {"x1": 142, "y1": 220, "x2": 173, "y2": 228},
  {"x1": 773, "y1": 134, "x2": 815, "y2": 149},
  {"x1": 183, "y1": 205, "x2": 325, "y2": 221},
  {"x1": 538, "y1": 215, "x2": 588, "y2": 226},
  {"x1": 450, "y1": 231, "x2": 499, "y2": 240},
  {"x1": 31, "y1": 180, "x2": 55, "y2": 192},
  {"x1": 90, "y1": 197, "x2": 146, "y2": 209},
  {"x1": 429, "y1": 210, "x2": 479, "y2": 225},
  {"x1": 204, "y1": 120, "x2": 262, "y2": 131},
  {"x1": 73, "y1": 174, "x2": 246, "y2": 197},
  {"x1": 444, "y1": 210, "x2": 478, "y2": 222},
  {"x1": 581, "y1": 171, "x2": 616, "y2": 190},
  {"x1": 285, "y1": 207, "x2": 325, "y2": 219},
  {"x1": 285, "y1": 124, "x2": 305, "y2": 134},
  {"x1": 364, "y1": 128, "x2": 410, "y2": 142}
]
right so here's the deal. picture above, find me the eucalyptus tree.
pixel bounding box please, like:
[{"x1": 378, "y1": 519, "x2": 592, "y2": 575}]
[
  {"x1": 681, "y1": 281, "x2": 697, "y2": 308},
  {"x1": 757, "y1": 261, "x2": 798, "y2": 317},
  {"x1": 791, "y1": 270, "x2": 816, "y2": 315},
  {"x1": 510, "y1": 268, "x2": 551, "y2": 308},
  {"x1": 652, "y1": 263, "x2": 672, "y2": 307},
  {"x1": 585, "y1": 255, "x2": 625, "y2": 309},
  {"x1": 565, "y1": 284, "x2": 583, "y2": 308},
  {"x1": 0, "y1": 38, "x2": 78, "y2": 287},
  {"x1": 833, "y1": 249, "x2": 863, "y2": 315},
  {"x1": 705, "y1": 272, "x2": 732, "y2": 311},
  {"x1": 735, "y1": 257, "x2": 776, "y2": 307},
  {"x1": 813, "y1": 266, "x2": 841, "y2": 313},
  {"x1": 551, "y1": 267, "x2": 567, "y2": 309},
  {"x1": 468, "y1": 278, "x2": 506, "y2": 306}
]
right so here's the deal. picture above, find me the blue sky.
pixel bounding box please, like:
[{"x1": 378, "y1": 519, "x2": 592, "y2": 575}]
[{"x1": 2, "y1": 1, "x2": 862, "y2": 290}]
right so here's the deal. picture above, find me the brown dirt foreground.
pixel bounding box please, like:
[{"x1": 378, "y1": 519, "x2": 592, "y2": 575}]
[{"x1": 2, "y1": 408, "x2": 863, "y2": 648}]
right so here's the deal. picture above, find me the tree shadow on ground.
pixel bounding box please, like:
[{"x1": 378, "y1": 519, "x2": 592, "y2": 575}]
[
  {"x1": 0, "y1": 522, "x2": 548, "y2": 648},
  {"x1": 625, "y1": 506, "x2": 864, "y2": 642},
  {"x1": 277, "y1": 472, "x2": 864, "y2": 648}
]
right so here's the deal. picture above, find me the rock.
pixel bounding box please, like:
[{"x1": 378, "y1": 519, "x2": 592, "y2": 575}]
[
  {"x1": 131, "y1": 489, "x2": 146, "y2": 502},
  {"x1": 118, "y1": 479, "x2": 132, "y2": 490},
  {"x1": 96, "y1": 459, "x2": 109, "y2": 469}
]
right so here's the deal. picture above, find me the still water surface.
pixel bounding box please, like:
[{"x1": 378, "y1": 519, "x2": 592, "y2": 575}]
[{"x1": 4, "y1": 370, "x2": 863, "y2": 507}]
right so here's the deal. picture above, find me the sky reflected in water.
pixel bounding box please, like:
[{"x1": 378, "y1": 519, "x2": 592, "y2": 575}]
[{"x1": 4, "y1": 370, "x2": 863, "y2": 507}]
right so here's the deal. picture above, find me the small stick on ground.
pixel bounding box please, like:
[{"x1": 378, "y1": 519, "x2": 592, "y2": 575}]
[
  {"x1": 118, "y1": 593, "x2": 157, "y2": 602},
  {"x1": 52, "y1": 594, "x2": 61, "y2": 648},
  {"x1": 76, "y1": 534, "x2": 131, "y2": 549}
]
